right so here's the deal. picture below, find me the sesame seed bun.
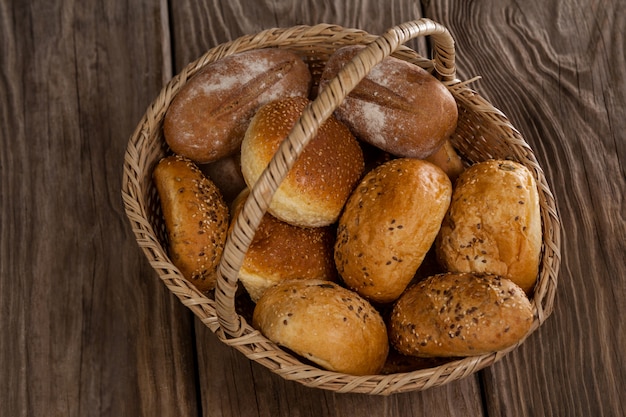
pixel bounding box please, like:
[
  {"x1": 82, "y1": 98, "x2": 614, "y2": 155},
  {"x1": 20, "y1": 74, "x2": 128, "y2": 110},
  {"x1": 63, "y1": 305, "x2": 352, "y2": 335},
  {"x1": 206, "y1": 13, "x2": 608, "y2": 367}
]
[
  {"x1": 389, "y1": 272, "x2": 534, "y2": 357},
  {"x1": 230, "y1": 189, "x2": 337, "y2": 302},
  {"x1": 152, "y1": 155, "x2": 229, "y2": 292},
  {"x1": 240, "y1": 96, "x2": 365, "y2": 228}
]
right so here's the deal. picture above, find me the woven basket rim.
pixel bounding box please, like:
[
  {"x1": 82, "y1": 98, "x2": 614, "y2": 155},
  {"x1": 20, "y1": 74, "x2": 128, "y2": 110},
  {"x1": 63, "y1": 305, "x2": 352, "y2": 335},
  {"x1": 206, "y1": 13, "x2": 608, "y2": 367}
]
[{"x1": 121, "y1": 18, "x2": 561, "y2": 395}]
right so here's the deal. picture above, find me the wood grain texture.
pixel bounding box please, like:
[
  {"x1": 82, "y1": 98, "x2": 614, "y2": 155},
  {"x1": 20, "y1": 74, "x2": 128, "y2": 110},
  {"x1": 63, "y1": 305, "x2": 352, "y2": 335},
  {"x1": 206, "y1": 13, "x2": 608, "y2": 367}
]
[
  {"x1": 425, "y1": 0, "x2": 626, "y2": 416},
  {"x1": 0, "y1": 1, "x2": 197, "y2": 416},
  {"x1": 1, "y1": 0, "x2": 624, "y2": 416}
]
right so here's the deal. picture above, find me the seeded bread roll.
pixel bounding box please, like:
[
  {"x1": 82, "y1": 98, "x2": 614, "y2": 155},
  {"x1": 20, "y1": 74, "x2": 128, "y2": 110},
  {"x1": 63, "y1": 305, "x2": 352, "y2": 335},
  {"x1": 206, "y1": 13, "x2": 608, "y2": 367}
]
[
  {"x1": 164, "y1": 48, "x2": 312, "y2": 164},
  {"x1": 153, "y1": 155, "x2": 229, "y2": 292},
  {"x1": 240, "y1": 96, "x2": 365, "y2": 227},
  {"x1": 253, "y1": 280, "x2": 389, "y2": 375},
  {"x1": 436, "y1": 160, "x2": 542, "y2": 294},
  {"x1": 318, "y1": 45, "x2": 458, "y2": 159},
  {"x1": 389, "y1": 272, "x2": 534, "y2": 357},
  {"x1": 230, "y1": 189, "x2": 337, "y2": 302},
  {"x1": 335, "y1": 158, "x2": 452, "y2": 304}
]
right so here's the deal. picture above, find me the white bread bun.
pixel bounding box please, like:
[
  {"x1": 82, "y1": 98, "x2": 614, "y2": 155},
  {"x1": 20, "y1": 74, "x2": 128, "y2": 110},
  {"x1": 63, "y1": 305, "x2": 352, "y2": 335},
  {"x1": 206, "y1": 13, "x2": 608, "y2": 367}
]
[
  {"x1": 389, "y1": 272, "x2": 534, "y2": 357},
  {"x1": 436, "y1": 160, "x2": 542, "y2": 293},
  {"x1": 334, "y1": 158, "x2": 452, "y2": 304},
  {"x1": 152, "y1": 155, "x2": 229, "y2": 292},
  {"x1": 252, "y1": 280, "x2": 389, "y2": 375},
  {"x1": 230, "y1": 189, "x2": 337, "y2": 302},
  {"x1": 164, "y1": 48, "x2": 312, "y2": 164},
  {"x1": 318, "y1": 45, "x2": 458, "y2": 159},
  {"x1": 240, "y1": 96, "x2": 365, "y2": 227}
]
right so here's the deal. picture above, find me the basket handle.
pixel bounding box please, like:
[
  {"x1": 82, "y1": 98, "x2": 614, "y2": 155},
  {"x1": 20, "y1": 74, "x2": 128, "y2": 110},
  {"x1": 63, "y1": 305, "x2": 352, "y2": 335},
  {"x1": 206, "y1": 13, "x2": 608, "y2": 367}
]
[{"x1": 215, "y1": 18, "x2": 457, "y2": 337}]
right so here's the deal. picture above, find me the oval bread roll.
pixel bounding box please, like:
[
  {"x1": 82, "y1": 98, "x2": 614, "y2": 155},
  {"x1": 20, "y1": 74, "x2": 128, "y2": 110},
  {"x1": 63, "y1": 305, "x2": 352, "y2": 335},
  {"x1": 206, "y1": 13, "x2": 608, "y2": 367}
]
[
  {"x1": 241, "y1": 96, "x2": 365, "y2": 227},
  {"x1": 334, "y1": 158, "x2": 452, "y2": 304},
  {"x1": 230, "y1": 189, "x2": 337, "y2": 302},
  {"x1": 389, "y1": 272, "x2": 534, "y2": 357},
  {"x1": 153, "y1": 155, "x2": 229, "y2": 292},
  {"x1": 319, "y1": 45, "x2": 458, "y2": 159},
  {"x1": 164, "y1": 48, "x2": 312, "y2": 164},
  {"x1": 436, "y1": 160, "x2": 542, "y2": 293},
  {"x1": 253, "y1": 280, "x2": 389, "y2": 375}
]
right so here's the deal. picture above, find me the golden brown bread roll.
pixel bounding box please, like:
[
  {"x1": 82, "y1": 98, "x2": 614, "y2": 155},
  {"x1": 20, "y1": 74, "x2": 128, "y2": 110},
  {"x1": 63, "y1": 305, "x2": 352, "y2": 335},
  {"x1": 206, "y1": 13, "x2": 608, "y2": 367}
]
[
  {"x1": 240, "y1": 96, "x2": 365, "y2": 227},
  {"x1": 230, "y1": 189, "x2": 337, "y2": 302},
  {"x1": 253, "y1": 280, "x2": 389, "y2": 375},
  {"x1": 389, "y1": 272, "x2": 534, "y2": 357},
  {"x1": 318, "y1": 45, "x2": 458, "y2": 159},
  {"x1": 163, "y1": 48, "x2": 312, "y2": 164},
  {"x1": 436, "y1": 160, "x2": 542, "y2": 294},
  {"x1": 425, "y1": 139, "x2": 465, "y2": 183},
  {"x1": 334, "y1": 158, "x2": 452, "y2": 304},
  {"x1": 153, "y1": 155, "x2": 229, "y2": 292}
]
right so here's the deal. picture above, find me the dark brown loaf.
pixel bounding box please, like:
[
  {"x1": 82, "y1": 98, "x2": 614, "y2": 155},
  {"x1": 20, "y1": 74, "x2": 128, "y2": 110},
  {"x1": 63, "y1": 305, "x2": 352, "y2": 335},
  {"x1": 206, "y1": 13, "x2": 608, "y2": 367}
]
[
  {"x1": 389, "y1": 272, "x2": 534, "y2": 357},
  {"x1": 163, "y1": 48, "x2": 312, "y2": 164},
  {"x1": 436, "y1": 160, "x2": 542, "y2": 294},
  {"x1": 230, "y1": 189, "x2": 337, "y2": 302},
  {"x1": 318, "y1": 45, "x2": 458, "y2": 159},
  {"x1": 334, "y1": 158, "x2": 452, "y2": 304},
  {"x1": 240, "y1": 96, "x2": 365, "y2": 227},
  {"x1": 253, "y1": 280, "x2": 389, "y2": 375},
  {"x1": 153, "y1": 155, "x2": 229, "y2": 292}
]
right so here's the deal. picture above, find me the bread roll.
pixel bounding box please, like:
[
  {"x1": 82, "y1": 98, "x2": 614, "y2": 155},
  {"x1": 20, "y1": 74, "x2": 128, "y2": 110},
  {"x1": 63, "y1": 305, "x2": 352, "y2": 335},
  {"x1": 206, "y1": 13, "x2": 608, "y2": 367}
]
[
  {"x1": 436, "y1": 160, "x2": 542, "y2": 293},
  {"x1": 153, "y1": 155, "x2": 229, "y2": 292},
  {"x1": 240, "y1": 96, "x2": 365, "y2": 227},
  {"x1": 389, "y1": 272, "x2": 534, "y2": 357},
  {"x1": 318, "y1": 45, "x2": 458, "y2": 159},
  {"x1": 163, "y1": 48, "x2": 312, "y2": 164},
  {"x1": 230, "y1": 189, "x2": 337, "y2": 302},
  {"x1": 334, "y1": 158, "x2": 452, "y2": 304},
  {"x1": 253, "y1": 280, "x2": 389, "y2": 375},
  {"x1": 425, "y1": 139, "x2": 465, "y2": 183}
]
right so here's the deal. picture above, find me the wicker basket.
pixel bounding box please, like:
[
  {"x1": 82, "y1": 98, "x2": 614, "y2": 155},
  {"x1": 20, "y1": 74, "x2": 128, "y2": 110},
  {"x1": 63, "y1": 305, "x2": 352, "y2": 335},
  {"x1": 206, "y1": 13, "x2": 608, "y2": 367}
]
[{"x1": 122, "y1": 18, "x2": 561, "y2": 395}]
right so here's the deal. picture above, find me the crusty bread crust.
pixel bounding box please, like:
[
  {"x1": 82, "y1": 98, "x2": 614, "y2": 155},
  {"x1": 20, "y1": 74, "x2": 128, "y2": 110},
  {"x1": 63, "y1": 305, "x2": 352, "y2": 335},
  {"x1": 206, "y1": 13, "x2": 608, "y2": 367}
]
[
  {"x1": 164, "y1": 49, "x2": 312, "y2": 164},
  {"x1": 319, "y1": 45, "x2": 458, "y2": 159},
  {"x1": 230, "y1": 189, "x2": 337, "y2": 302},
  {"x1": 334, "y1": 158, "x2": 452, "y2": 304},
  {"x1": 389, "y1": 272, "x2": 533, "y2": 357},
  {"x1": 253, "y1": 280, "x2": 389, "y2": 375},
  {"x1": 436, "y1": 160, "x2": 542, "y2": 293},
  {"x1": 153, "y1": 155, "x2": 229, "y2": 292},
  {"x1": 241, "y1": 96, "x2": 364, "y2": 227}
]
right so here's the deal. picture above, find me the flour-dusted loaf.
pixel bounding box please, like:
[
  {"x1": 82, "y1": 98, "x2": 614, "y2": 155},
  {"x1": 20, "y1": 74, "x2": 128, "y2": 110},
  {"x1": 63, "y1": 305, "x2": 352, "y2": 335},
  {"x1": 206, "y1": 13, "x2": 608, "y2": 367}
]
[
  {"x1": 389, "y1": 272, "x2": 534, "y2": 357},
  {"x1": 240, "y1": 96, "x2": 365, "y2": 227},
  {"x1": 318, "y1": 45, "x2": 458, "y2": 159},
  {"x1": 230, "y1": 189, "x2": 337, "y2": 302},
  {"x1": 153, "y1": 155, "x2": 229, "y2": 292},
  {"x1": 253, "y1": 280, "x2": 389, "y2": 375},
  {"x1": 334, "y1": 158, "x2": 452, "y2": 304},
  {"x1": 436, "y1": 160, "x2": 542, "y2": 293},
  {"x1": 163, "y1": 48, "x2": 312, "y2": 164}
]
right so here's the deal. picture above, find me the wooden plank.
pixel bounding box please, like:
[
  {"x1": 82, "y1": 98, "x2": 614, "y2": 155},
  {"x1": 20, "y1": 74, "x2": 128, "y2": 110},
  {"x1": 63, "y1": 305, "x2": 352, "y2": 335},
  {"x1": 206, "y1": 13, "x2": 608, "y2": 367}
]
[
  {"x1": 425, "y1": 1, "x2": 626, "y2": 416},
  {"x1": 0, "y1": 1, "x2": 198, "y2": 416},
  {"x1": 168, "y1": 1, "x2": 485, "y2": 415}
]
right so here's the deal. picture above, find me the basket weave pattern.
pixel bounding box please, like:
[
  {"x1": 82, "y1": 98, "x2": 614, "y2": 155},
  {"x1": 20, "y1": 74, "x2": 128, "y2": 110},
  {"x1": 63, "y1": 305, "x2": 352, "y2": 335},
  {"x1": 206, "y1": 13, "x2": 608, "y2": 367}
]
[{"x1": 122, "y1": 18, "x2": 561, "y2": 395}]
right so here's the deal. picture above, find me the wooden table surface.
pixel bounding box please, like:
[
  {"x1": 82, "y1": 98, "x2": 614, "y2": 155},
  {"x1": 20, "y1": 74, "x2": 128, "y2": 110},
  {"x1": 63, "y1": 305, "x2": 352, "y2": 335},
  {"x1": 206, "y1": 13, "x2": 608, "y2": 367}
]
[{"x1": 1, "y1": 0, "x2": 624, "y2": 416}]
